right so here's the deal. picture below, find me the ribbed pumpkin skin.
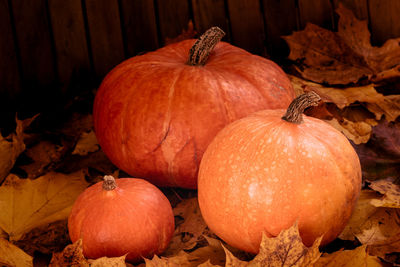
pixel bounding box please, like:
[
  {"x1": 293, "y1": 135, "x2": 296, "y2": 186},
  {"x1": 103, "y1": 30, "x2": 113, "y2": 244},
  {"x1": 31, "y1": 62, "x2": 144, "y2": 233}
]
[
  {"x1": 198, "y1": 109, "x2": 362, "y2": 253},
  {"x1": 93, "y1": 39, "x2": 295, "y2": 189},
  {"x1": 68, "y1": 178, "x2": 174, "y2": 263}
]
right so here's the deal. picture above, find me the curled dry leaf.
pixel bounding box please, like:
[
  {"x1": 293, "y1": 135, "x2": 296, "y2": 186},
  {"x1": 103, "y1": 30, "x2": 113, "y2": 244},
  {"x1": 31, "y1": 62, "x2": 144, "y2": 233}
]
[
  {"x1": 163, "y1": 198, "x2": 208, "y2": 256},
  {"x1": 144, "y1": 252, "x2": 191, "y2": 267},
  {"x1": 339, "y1": 190, "x2": 400, "y2": 246},
  {"x1": 0, "y1": 237, "x2": 33, "y2": 267},
  {"x1": 50, "y1": 239, "x2": 127, "y2": 267},
  {"x1": 72, "y1": 130, "x2": 100, "y2": 156},
  {"x1": 284, "y1": 5, "x2": 400, "y2": 85},
  {"x1": 224, "y1": 222, "x2": 322, "y2": 267},
  {"x1": 368, "y1": 178, "x2": 400, "y2": 208},
  {"x1": 314, "y1": 245, "x2": 382, "y2": 267},
  {"x1": 0, "y1": 115, "x2": 37, "y2": 183},
  {"x1": 0, "y1": 170, "x2": 89, "y2": 241},
  {"x1": 49, "y1": 239, "x2": 89, "y2": 267}
]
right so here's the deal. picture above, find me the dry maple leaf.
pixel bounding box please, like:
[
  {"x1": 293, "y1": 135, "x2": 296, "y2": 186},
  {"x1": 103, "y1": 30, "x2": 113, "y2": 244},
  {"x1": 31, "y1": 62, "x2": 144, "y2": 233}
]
[
  {"x1": 368, "y1": 178, "x2": 400, "y2": 208},
  {"x1": 0, "y1": 237, "x2": 33, "y2": 267},
  {"x1": 339, "y1": 190, "x2": 400, "y2": 245},
  {"x1": 0, "y1": 115, "x2": 37, "y2": 183},
  {"x1": 314, "y1": 245, "x2": 382, "y2": 266},
  {"x1": 284, "y1": 5, "x2": 400, "y2": 85},
  {"x1": 72, "y1": 130, "x2": 100, "y2": 156},
  {"x1": 50, "y1": 239, "x2": 127, "y2": 267},
  {"x1": 223, "y1": 222, "x2": 322, "y2": 267},
  {"x1": 0, "y1": 170, "x2": 89, "y2": 241},
  {"x1": 144, "y1": 252, "x2": 192, "y2": 267},
  {"x1": 163, "y1": 197, "x2": 208, "y2": 256}
]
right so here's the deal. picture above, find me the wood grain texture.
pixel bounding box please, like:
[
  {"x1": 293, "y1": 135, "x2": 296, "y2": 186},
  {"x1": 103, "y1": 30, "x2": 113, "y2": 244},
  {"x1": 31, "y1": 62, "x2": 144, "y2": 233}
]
[
  {"x1": 368, "y1": 0, "x2": 400, "y2": 45},
  {"x1": 298, "y1": 0, "x2": 334, "y2": 30},
  {"x1": 85, "y1": 0, "x2": 125, "y2": 79},
  {"x1": 48, "y1": 0, "x2": 91, "y2": 90},
  {"x1": 262, "y1": 0, "x2": 298, "y2": 58},
  {"x1": 156, "y1": 0, "x2": 191, "y2": 45},
  {"x1": 0, "y1": 0, "x2": 21, "y2": 102},
  {"x1": 11, "y1": 0, "x2": 56, "y2": 89},
  {"x1": 191, "y1": 0, "x2": 229, "y2": 40},
  {"x1": 120, "y1": 0, "x2": 159, "y2": 57},
  {"x1": 226, "y1": 0, "x2": 266, "y2": 56}
]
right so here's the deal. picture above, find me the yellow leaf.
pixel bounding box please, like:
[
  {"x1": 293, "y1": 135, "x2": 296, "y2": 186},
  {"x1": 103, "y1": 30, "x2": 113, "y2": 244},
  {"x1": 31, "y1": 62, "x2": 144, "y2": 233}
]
[
  {"x1": 314, "y1": 245, "x2": 383, "y2": 267},
  {"x1": 223, "y1": 223, "x2": 322, "y2": 267},
  {"x1": 339, "y1": 190, "x2": 400, "y2": 244},
  {"x1": 368, "y1": 178, "x2": 400, "y2": 208},
  {"x1": 326, "y1": 118, "x2": 374, "y2": 144},
  {"x1": 72, "y1": 130, "x2": 100, "y2": 156},
  {"x1": 0, "y1": 237, "x2": 33, "y2": 267},
  {"x1": 0, "y1": 116, "x2": 37, "y2": 183},
  {"x1": 0, "y1": 170, "x2": 89, "y2": 240}
]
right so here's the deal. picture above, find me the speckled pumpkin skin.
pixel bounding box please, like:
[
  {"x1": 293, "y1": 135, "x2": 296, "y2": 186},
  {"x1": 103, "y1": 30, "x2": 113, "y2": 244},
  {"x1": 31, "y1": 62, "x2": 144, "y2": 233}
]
[
  {"x1": 198, "y1": 109, "x2": 362, "y2": 253},
  {"x1": 93, "y1": 39, "x2": 295, "y2": 189}
]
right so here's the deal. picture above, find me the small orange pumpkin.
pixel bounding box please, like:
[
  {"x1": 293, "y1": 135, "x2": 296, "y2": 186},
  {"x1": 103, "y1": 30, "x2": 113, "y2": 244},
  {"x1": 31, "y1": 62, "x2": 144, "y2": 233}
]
[
  {"x1": 198, "y1": 92, "x2": 362, "y2": 253},
  {"x1": 93, "y1": 27, "x2": 295, "y2": 189},
  {"x1": 68, "y1": 176, "x2": 175, "y2": 263}
]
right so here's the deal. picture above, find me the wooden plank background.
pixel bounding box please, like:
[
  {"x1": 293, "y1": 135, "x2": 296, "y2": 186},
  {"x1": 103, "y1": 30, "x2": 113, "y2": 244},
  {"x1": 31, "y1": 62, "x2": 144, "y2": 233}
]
[{"x1": 0, "y1": 0, "x2": 399, "y2": 127}]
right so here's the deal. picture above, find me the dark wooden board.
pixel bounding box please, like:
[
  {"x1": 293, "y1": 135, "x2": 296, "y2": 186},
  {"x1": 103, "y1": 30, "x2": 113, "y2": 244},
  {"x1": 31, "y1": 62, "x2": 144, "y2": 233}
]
[
  {"x1": 191, "y1": 0, "x2": 230, "y2": 40},
  {"x1": 48, "y1": 0, "x2": 91, "y2": 91},
  {"x1": 156, "y1": 0, "x2": 191, "y2": 45},
  {"x1": 11, "y1": 0, "x2": 56, "y2": 91},
  {"x1": 0, "y1": 0, "x2": 21, "y2": 104},
  {"x1": 85, "y1": 0, "x2": 125, "y2": 80},
  {"x1": 226, "y1": 0, "x2": 266, "y2": 56},
  {"x1": 120, "y1": 0, "x2": 159, "y2": 57},
  {"x1": 262, "y1": 0, "x2": 298, "y2": 59},
  {"x1": 298, "y1": 0, "x2": 334, "y2": 30},
  {"x1": 368, "y1": 0, "x2": 400, "y2": 46}
]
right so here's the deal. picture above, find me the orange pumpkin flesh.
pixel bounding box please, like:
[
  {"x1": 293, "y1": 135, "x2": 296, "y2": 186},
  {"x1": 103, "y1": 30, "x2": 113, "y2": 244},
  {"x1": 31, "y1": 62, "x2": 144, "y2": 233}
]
[
  {"x1": 198, "y1": 92, "x2": 362, "y2": 253},
  {"x1": 68, "y1": 176, "x2": 174, "y2": 263},
  {"x1": 93, "y1": 27, "x2": 295, "y2": 189}
]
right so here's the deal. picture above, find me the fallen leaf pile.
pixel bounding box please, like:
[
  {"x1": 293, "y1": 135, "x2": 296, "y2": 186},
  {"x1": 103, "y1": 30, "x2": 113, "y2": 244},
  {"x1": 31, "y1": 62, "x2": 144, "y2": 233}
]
[{"x1": 0, "y1": 4, "x2": 399, "y2": 267}]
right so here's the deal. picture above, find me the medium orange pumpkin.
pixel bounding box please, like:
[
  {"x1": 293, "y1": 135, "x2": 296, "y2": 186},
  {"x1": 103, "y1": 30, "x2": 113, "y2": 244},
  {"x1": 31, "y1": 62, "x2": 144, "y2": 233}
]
[
  {"x1": 198, "y1": 92, "x2": 362, "y2": 253},
  {"x1": 93, "y1": 27, "x2": 295, "y2": 189},
  {"x1": 68, "y1": 176, "x2": 174, "y2": 263}
]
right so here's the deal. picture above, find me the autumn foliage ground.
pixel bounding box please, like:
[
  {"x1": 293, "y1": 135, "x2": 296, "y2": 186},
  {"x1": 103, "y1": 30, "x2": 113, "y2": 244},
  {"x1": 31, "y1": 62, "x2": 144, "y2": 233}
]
[{"x1": 1, "y1": 5, "x2": 400, "y2": 267}]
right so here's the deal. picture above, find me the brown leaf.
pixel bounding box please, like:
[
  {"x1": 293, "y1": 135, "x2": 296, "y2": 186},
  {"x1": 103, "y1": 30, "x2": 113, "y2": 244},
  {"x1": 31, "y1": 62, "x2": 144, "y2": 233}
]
[
  {"x1": 367, "y1": 232, "x2": 400, "y2": 259},
  {"x1": 0, "y1": 170, "x2": 89, "y2": 241},
  {"x1": 13, "y1": 220, "x2": 70, "y2": 255},
  {"x1": 368, "y1": 178, "x2": 400, "y2": 208},
  {"x1": 163, "y1": 198, "x2": 208, "y2": 256},
  {"x1": 314, "y1": 245, "x2": 383, "y2": 267},
  {"x1": 223, "y1": 223, "x2": 322, "y2": 267},
  {"x1": 72, "y1": 130, "x2": 100, "y2": 156},
  {"x1": 89, "y1": 255, "x2": 127, "y2": 267},
  {"x1": 339, "y1": 190, "x2": 400, "y2": 245},
  {"x1": 144, "y1": 252, "x2": 191, "y2": 267},
  {"x1": 0, "y1": 237, "x2": 33, "y2": 267},
  {"x1": 353, "y1": 120, "x2": 400, "y2": 181},
  {"x1": 0, "y1": 115, "x2": 37, "y2": 183},
  {"x1": 284, "y1": 5, "x2": 400, "y2": 85},
  {"x1": 19, "y1": 140, "x2": 65, "y2": 178},
  {"x1": 49, "y1": 239, "x2": 89, "y2": 267}
]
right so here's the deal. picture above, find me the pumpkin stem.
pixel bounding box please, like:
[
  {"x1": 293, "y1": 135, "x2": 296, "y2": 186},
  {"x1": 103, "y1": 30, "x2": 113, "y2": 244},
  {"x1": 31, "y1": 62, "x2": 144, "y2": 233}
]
[
  {"x1": 281, "y1": 91, "x2": 321, "y2": 124},
  {"x1": 103, "y1": 175, "x2": 117, "y2": 191},
  {"x1": 187, "y1": 26, "x2": 225, "y2": 66}
]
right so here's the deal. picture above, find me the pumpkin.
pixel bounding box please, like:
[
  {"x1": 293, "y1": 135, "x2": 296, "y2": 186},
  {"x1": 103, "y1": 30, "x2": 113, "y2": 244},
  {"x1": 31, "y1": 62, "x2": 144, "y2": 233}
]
[
  {"x1": 68, "y1": 175, "x2": 175, "y2": 263},
  {"x1": 198, "y1": 91, "x2": 362, "y2": 253},
  {"x1": 93, "y1": 27, "x2": 295, "y2": 189}
]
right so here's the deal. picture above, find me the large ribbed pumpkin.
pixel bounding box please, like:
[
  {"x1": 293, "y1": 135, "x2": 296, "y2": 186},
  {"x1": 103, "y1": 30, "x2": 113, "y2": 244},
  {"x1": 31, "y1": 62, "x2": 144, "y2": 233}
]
[
  {"x1": 198, "y1": 92, "x2": 362, "y2": 253},
  {"x1": 93, "y1": 27, "x2": 295, "y2": 189}
]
